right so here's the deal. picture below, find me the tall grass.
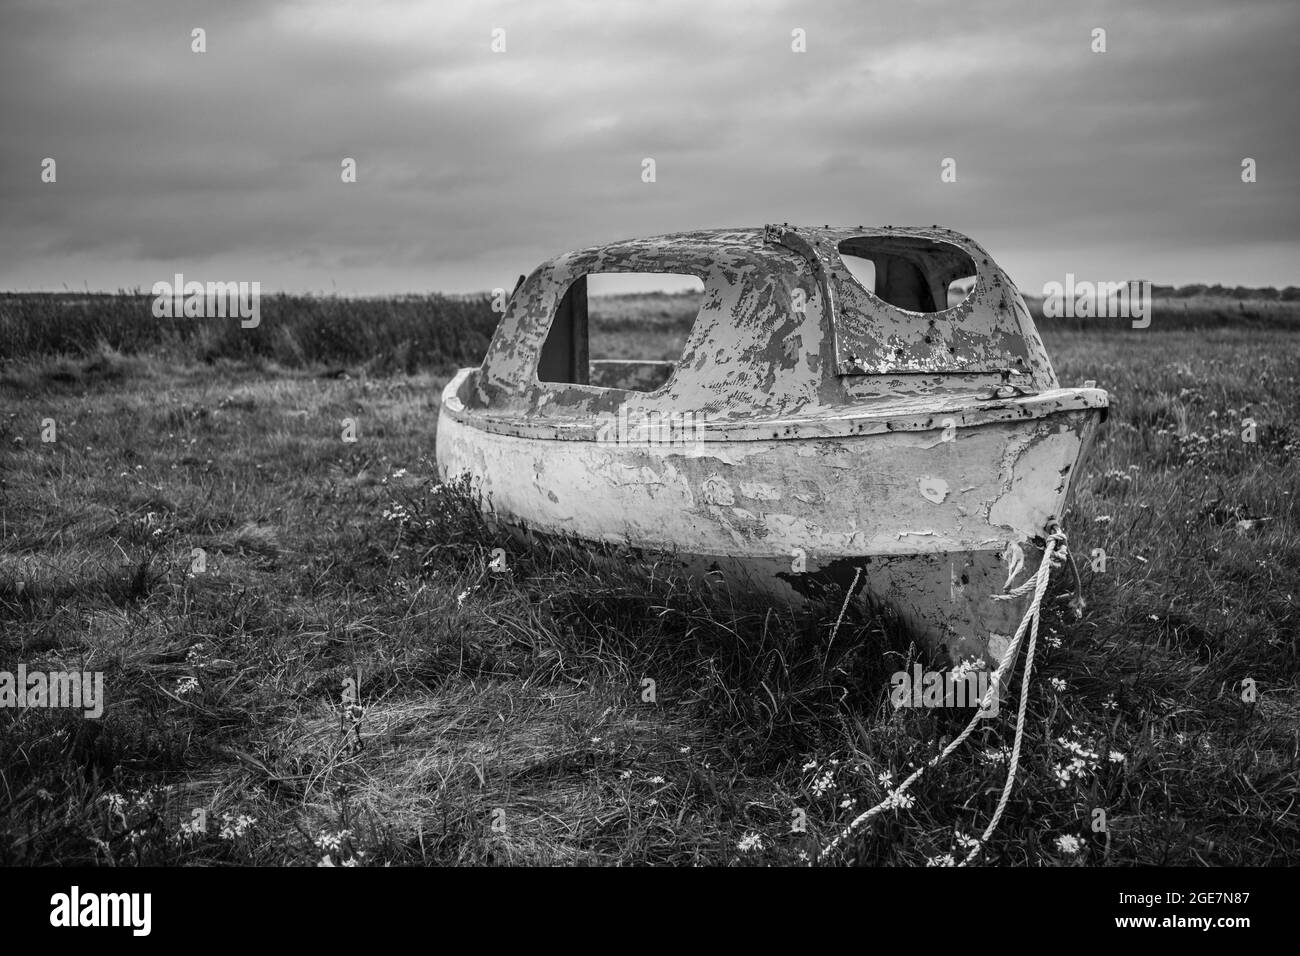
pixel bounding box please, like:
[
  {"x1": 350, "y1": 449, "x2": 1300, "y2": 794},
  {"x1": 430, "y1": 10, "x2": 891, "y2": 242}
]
[{"x1": 0, "y1": 293, "x2": 498, "y2": 374}]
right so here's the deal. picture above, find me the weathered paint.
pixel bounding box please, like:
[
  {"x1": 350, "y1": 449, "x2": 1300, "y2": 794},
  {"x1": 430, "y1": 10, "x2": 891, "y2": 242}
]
[
  {"x1": 438, "y1": 225, "x2": 1109, "y2": 665},
  {"x1": 766, "y1": 225, "x2": 1037, "y2": 378},
  {"x1": 472, "y1": 226, "x2": 1058, "y2": 427}
]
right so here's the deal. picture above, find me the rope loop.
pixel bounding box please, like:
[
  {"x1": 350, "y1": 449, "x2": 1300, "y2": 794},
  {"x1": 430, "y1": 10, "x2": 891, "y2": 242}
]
[{"x1": 816, "y1": 527, "x2": 1067, "y2": 865}]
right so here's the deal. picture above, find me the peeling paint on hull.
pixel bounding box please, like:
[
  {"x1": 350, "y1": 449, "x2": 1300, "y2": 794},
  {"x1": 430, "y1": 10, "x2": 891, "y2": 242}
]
[{"x1": 438, "y1": 374, "x2": 1103, "y2": 664}]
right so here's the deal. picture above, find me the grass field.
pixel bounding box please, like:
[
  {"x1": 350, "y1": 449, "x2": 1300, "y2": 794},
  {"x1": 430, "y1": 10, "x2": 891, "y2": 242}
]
[{"x1": 1, "y1": 292, "x2": 1297, "y2": 866}]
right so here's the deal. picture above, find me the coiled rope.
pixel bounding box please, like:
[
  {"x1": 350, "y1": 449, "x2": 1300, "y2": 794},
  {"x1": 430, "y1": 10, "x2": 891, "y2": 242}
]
[{"x1": 817, "y1": 525, "x2": 1069, "y2": 865}]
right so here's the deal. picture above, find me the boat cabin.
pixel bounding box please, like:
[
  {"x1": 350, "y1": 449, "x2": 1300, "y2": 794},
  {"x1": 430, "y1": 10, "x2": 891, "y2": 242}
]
[{"x1": 466, "y1": 225, "x2": 1058, "y2": 433}]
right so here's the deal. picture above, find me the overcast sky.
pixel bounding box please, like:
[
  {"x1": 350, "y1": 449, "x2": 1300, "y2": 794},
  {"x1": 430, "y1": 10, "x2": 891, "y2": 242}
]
[{"x1": 2, "y1": 0, "x2": 1296, "y2": 294}]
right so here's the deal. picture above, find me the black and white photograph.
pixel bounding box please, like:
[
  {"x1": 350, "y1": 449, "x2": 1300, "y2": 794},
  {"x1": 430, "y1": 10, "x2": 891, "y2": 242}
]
[{"x1": 0, "y1": 0, "x2": 1294, "y2": 934}]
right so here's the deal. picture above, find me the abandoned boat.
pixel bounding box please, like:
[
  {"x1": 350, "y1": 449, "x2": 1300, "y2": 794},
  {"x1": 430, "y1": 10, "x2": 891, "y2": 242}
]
[{"x1": 436, "y1": 225, "x2": 1108, "y2": 665}]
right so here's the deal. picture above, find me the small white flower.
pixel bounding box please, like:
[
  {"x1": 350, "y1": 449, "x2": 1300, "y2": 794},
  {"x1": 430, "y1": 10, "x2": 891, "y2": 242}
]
[
  {"x1": 314, "y1": 829, "x2": 352, "y2": 854},
  {"x1": 810, "y1": 770, "x2": 835, "y2": 797},
  {"x1": 876, "y1": 770, "x2": 894, "y2": 787},
  {"x1": 648, "y1": 775, "x2": 665, "y2": 785},
  {"x1": 926, "y1": 853, "x2": 956, "y2": 867},
  {"x1": 882, "y1": 789, "x2": 915, "y2": 811},
  {"x1": 1049, "y1": 677, "x2": 1067, "y2": 692},
  {"x1": 219, "y1": 813, "x2": 256, "y2": 841},
  {"x1": 1055, "y1": 834, "x2": 1081, "y2": 855},
  {"x1": 801, "y1": 760, "x2": 818, "y2": 772},
  {"x1": 1108, "y1": 750, "x2": 1126, "y2": 764},
  {"x1": 737, "y1": 832, "x2": 764, "y2": 852}
]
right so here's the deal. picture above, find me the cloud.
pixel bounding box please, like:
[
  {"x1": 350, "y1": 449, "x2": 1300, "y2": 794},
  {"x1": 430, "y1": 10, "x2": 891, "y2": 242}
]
[{"x1": 0, "y1": 0, "x2": 1296, "y2": 293}]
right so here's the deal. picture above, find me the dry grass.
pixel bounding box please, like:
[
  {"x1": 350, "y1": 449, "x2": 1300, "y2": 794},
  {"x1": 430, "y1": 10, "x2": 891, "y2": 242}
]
[{"x1": 0, "y1": 298, "x2": 1297, "y2": 866}]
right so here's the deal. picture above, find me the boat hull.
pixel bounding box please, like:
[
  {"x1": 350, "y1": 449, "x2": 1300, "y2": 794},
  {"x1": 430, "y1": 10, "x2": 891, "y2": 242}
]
[{"x1": 437, "y1": 374, "x2": 1104, "y2": 665}]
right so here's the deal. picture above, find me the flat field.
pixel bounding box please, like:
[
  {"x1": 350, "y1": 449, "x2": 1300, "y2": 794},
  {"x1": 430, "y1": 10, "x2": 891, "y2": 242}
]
[{"x1": 0, "y1": 292, "x2": 1296, "y2": 865}]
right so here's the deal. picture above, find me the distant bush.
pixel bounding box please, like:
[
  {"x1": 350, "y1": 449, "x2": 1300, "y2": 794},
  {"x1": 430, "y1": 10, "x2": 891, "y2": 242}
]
[
  {"x1": 1026, "y1": 289, "x2": 1300, "y2": 330},
  {"x1": 1157, "y1": 284, "x2": 1292, "y2": 300},
  {"x1": 0, "y1": 293, "x2": 499, "y2": 373}
]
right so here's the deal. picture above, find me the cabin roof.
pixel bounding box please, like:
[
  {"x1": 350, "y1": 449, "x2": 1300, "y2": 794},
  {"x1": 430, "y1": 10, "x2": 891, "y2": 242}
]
[
  {"x1": 559, "y1": 224, "x2": 989, "y2": 257},
  {"x1": 468, "y1": 225, "x2": 1057, "y2": 425}
]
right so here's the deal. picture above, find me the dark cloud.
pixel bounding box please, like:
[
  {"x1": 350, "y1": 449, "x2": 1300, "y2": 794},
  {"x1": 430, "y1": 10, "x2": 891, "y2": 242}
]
[{"x1": 1, "y1": 0, "x2": 1296, "y2": 293}]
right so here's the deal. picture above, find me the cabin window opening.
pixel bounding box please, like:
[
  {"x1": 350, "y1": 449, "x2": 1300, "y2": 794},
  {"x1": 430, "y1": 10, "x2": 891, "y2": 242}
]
[
  {"x1": 947, "y1": 274, "x2": 977, "y2": 307},
  {"x1": 537, "y1": 272, "x2": 704, "y2": 392},
  {"x1": 835, "y1": 238, "x2": 978, "y2": 314},
  {"x1": 844, "y1": 254, "x2": 977, "y2": 309},
  {"x1": 828, "y1": 236, "x2": 1018, "y2": 375},
  {"x1": 839, "y1": 254, "x2": 876, "y2": 294}
]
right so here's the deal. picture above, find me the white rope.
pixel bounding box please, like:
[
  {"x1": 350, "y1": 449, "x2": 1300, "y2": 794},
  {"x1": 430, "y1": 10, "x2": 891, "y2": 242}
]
[{"x1": 817, "y1": 527, "x2": 1068, "y2": 865}]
